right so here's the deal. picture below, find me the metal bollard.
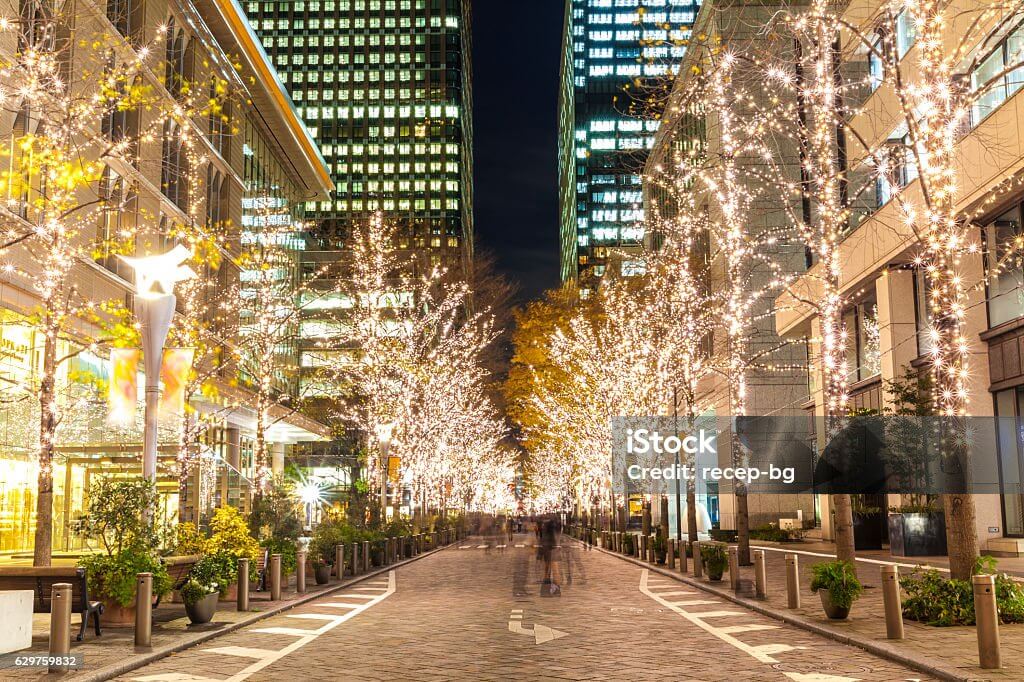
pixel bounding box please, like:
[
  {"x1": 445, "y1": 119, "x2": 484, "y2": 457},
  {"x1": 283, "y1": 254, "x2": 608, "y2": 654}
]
[
  {"x1": 667, "y1": 538, "x2": 676, "y2": 569},
  {"x1": 296, "y1": 550, "x2": 307, "y2": 594},
  {"x1": 237, "y1": 557, "x2": 250, "y2": 611},
  {"x1": 640, "y1": 534, "x2": 648, "y2": 560},
  {"x1": 693, "y1": 540, "x2": 703, "y2": 578},
  {"x1": 728, "y1": 546, "x2": 739, "y2": 591},
  {"x1": 881, "y1": 565, "x2": 903, "y2": 639},
  {"x1": 973, "y1": 574, "x2": 1001, "y2": 669},
  {"x1": 754, "y1": 549, "x2": 767, "y2": 599},
  {"x1": 135, "y1": 572, "x2": 153, "y2": 648},
  {"x1": 363, "y1": 540, "x2": 370, "y2": 572},
  {"x1": 679, "y1": 540, "x2": 688, "y2": 574},
  {"x1": 270, "y1": 553, "x2": 282, "y2": 601},
  {"x1": 336, "y1": 544, "x2": 345, "y2": 578},
  {"x1": 48, "y1": 583, "x2": 72, "y2": 673},
  {"x1": 352, "y1": 542, "x2": 360, "y2": 575},
  {"x1": 785, "y1": 553, "x2": 800, "y2": 609}
]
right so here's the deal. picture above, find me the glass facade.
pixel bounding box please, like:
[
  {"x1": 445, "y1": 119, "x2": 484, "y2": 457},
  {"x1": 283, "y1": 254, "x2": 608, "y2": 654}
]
[
  {"x1": 558, "y1": 0, "x2": 697, "y2": 286},
  {"x1": 244, "y1": 0, "x2": 473, "y2": 273}
]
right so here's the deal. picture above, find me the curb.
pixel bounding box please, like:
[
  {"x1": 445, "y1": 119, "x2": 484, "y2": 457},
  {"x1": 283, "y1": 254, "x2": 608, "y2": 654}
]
[
  {"x1": 73, "y1": 542, "x2": 455, "y2": 682},
  {"x1": 585, "y1": 540, "x2": 985, "y2": 682}
]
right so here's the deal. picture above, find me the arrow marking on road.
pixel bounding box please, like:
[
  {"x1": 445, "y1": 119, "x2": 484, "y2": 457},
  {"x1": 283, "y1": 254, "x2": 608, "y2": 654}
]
[{"x1": 507, "y1": 610, "x2": 568, "y2": 645}]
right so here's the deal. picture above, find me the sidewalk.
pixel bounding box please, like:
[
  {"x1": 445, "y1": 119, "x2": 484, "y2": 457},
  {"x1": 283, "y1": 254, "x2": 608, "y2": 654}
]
[
  {"x1": 597, "y1": 537, "x2": 1024, "y2": 681},
  {"x1": 2, "y1": 546, "x2": 445, "y2": 681}
]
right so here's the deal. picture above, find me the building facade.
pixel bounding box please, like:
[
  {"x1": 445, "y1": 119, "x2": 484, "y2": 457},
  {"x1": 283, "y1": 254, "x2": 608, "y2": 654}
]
[
  {"x1": 772, "y1": 0, "x2": 1024, "y2": 555},
  {"x1": 242, "y1": 0, "x2": 474, "y2": 400},
  {"x1": 0, "y1": 0, "x2": 332, "y2": 555},
  {"x1": 558, "y1": 0, "x2": 699, "y2": 290}
]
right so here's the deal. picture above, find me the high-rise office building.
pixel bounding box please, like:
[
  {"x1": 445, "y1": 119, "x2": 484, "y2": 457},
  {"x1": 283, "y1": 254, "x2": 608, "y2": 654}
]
[
  {"x1": 244, "y1": 0, "x2": 472, "y2": 267},
  {"x1": 243, "y1": 0, "x2": 473, "y2": 396},
  {"x1": 558, "y1": 0, "x2": 698, "y2": 287}
]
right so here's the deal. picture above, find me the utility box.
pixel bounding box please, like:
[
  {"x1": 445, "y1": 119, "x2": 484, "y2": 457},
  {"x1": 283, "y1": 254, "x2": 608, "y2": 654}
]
[{"x1": 0, "y1": 590, "x2": 33, "y2": 653}]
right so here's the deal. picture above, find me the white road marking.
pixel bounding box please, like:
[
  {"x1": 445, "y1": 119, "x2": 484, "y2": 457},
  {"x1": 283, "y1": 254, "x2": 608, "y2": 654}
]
[
  {"x1": 507, "y1": 609, "x2": 569, "y2": 645},
  {"x1": 652, "y1": 590, "x2": 697, "y2": 597},
  {"x1": 514, "y1": 543, "x2": 525, "y2": 548},
  {"x1": 477, "y1": 544, "x2": 489, "y2": 548},
  {"x1": 670, "y1": 600, "x2": 719, "y2": 607},
  {"x1": 204, "y1": 647, "x2": 276, "y2": 659},
  {"x1": 140, "y1": 572, "x2": 397, "y2": 682},
  {"x1": 688, "y1": 610, "x2": 745, "y2": 619},
  {"x1": 639, "y1": 569, "x2": 785, "y2": 664},
  {"x1": 352, "y1": 586, "x2": 386, "y2": 591},
  {"x1": 459, "y1": 545, "x2": 473, "y2": 549},
  {"x1": 718, "y1": 624, "x2": 781, "y2": 634},
  {"x1": 784, "y1": 674, "x2": 861, "y2": 682},
  {"x1": 317, "y1": 602, "x2": 364, "y2": 609},
  {"x1": 335, "y1": 593, "x2": 376, "y2": 599}
]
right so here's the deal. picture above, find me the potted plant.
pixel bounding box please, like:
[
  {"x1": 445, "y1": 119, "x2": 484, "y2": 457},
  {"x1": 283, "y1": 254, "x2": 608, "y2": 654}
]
[
  {"x1": 622, "y1": 533, "x2": 634, "y2": 555},
  {"x1": 181, "y1": 551, "x2": 235, "y2": 624},
  {"x1": 700, "y1": 542, "x2": 728, "y2": 581},
  {"x1": 652, "y1": 533, "x2": 667, "y2": 564},
  {"x1": 810, "y1": 560, "x2": 863, "y2": 619},
  {"x1": 309, "y1": 519, "x2": 344, "y2": 583},
  {"x1": 77, "y1": 479, "x2": 172, "y2": 626},
  {"x1": 204, "y1": 506, "x2": 260, "y2": 600}
]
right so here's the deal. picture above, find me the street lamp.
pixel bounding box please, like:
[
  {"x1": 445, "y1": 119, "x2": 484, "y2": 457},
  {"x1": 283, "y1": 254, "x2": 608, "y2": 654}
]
[
  {"x1": 118, "y1": 245, "x2": 195, "y2": 484},
  {"x1": 374, "y1": 421, "x2": 395, "y2": 519}
]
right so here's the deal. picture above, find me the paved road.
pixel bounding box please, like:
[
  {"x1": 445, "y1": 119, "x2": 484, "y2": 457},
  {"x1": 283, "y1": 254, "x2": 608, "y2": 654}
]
[{"x1": 119, "y1": 534, "x2": 934, "y2": 681}]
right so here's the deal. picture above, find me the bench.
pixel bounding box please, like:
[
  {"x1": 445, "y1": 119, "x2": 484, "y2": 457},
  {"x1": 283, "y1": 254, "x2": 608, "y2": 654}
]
[
  {"x1": 156, "y1": 555, "x2": 201, "y2": 607},
  {"x1": 0, "y1": 567, "x2": 103, "y2": 641}
]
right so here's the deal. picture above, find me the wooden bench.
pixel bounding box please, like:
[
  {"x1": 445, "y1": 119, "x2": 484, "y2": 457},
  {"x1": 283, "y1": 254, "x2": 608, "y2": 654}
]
[
  {"x1": 156, "y1": 555, "x2": 201, "y2": 607},
  {"x1": 0, "y1": 567, "x2": 103, "y2": 641}
]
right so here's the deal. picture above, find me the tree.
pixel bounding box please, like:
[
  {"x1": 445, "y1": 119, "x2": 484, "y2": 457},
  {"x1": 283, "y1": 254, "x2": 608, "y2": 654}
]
[{"x1": 0, "y1": 4, "x2": 219, "y2": 565}]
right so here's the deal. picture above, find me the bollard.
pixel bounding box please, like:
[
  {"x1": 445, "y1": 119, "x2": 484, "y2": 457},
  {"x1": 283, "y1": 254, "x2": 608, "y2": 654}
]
[
  {"x1": 693, "y1": 540, "x2": 703, "y2": 578},
  {"x1": 881, "y1": 565, "x2": 903, "y2": 640},
  {"x1": 754, "y1": 549, "x2": 767, "y2": 599},
  {"x1": 336, "y1": 544, "x2": 345, "y2": 578},
  {"x1": 973, "y1": 574, "x2": 1001, "y2": 669},
  {"x1": 135, "y1": 572, "x2": 152, "y2": 648},
  {"x1": 48, "y1": 583, "x2": 72, "y2": 673},
  {"x1": 728, "y1": 546, "x2": 739, "y2": 591},
  {"x1": 389, "y1": 537, "x2": 396, "y2": 563},
  {"x1": 667, "y1": 538, "x2": 676, "y2": 569},
  {"x1": 679, "y1": 540, "x2": 688, "y2": 574},
  {"x1": 640, "y1": 534, "x2": 648, "y2": 560},
  {"x1": 237, "y1": 557, "x2": 250, "y2": 611},
  {"x1": 352, "y1": 542, "x2": 360, "y2": 575},
  {"x1": 785, "y1": 553, "x2": 800, "y2": 609},
  {"x1": 270, "y1": 553, "x2": 282, "y2": 601},
  {"x1": 648, "y1": 536, "x2": 656, "y2": 563},
  {"x1": 296, "y1": 550, "x2": 307, "y2": 594},
  {"x1": 363, "y1": 540, "x2": 370, "y2": 573}
]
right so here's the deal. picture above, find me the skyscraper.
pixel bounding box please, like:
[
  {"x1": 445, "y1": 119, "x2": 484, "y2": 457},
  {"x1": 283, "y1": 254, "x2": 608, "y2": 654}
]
[
  {"x1": 244, "y1": 0, "x2": 473, "y2": 269},
  {"x1": 558, "y1": 0, "x2": 698, "y2": 288},
  {"x1": 243, "y1": 0, "x2": 473, "y2": 397}
]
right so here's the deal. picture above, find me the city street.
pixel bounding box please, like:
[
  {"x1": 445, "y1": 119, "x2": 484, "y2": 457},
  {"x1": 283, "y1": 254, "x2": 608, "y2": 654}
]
[{"x1": 118, "y1": 536, "x2": 932, "y2": 682}]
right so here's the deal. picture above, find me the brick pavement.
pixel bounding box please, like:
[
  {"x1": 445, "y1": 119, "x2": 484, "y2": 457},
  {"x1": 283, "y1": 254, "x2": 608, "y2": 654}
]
[
  {"x1": 111, "y1": 535, "x2": 934, "y2": 681},
  {"x1": 602, "y1": 537, "x2": 1024, "y2": 681}
]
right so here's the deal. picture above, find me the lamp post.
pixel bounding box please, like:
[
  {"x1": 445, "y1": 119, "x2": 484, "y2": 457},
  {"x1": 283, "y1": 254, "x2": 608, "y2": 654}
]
[
  {"x1": 375, "y1": 422, "x2": 395, "y2": 520},
  {"x1": 118, "y1": 246, "x2": 195, "y2": 484}
]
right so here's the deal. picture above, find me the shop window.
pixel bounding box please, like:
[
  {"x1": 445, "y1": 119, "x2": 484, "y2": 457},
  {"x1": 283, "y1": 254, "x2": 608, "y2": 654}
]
[
  {"x1": 993, "y1": 387, "x2": 1024, "y2": 537},
  {"x1": 844, "y1": 293, "x2": 881, "y2": 383}
]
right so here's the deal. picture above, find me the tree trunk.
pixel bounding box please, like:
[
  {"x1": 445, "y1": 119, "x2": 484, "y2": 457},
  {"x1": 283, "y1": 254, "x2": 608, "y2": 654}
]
[
  {"x1": 687, "y1": 480, "x2": 698, "y2": 543},
  {"x1": 736, "y1": 483, "x2": 750, "y2": 565},
  {"x1": 659, "y1": 494, "x2": 669, "y2": 538},
  {"x1": 832, "y1": 493, "x2": 856, "y2": 575},
  {"x1": 943, "y1": 493, "x2": 979, "y2": 580},
  {"x1": 33, "y1": 325, "x2": 58, "y2": 567}
]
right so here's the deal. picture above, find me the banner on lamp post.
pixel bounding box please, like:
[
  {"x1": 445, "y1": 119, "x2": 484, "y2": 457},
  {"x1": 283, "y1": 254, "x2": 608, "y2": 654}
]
[
  {"x1": 387, "y1": 456, "x2": 401, "y2": 483},
  {"x1": 108, "y1": 348, "x2": 140, "y2": 426},
  {"x1": 160, "y1": 348, "x2": 194, "y2": 415}
]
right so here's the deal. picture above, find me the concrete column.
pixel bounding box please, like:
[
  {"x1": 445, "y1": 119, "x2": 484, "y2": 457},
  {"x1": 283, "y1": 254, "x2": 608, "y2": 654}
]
[
  {"x1": 226, "y1": 426, "x2": 241, "y2": 470},
  {"x1": 271, "y1": 442, "x2": 286, "y2": 476}
]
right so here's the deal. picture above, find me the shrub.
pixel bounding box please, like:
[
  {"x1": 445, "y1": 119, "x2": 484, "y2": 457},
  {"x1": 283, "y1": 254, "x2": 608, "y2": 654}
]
[
  {"x1": 749, "y1": 524, "x2": 804, "y2": 542},
  {"x1": 901, "y1": 556, "x2": 1024, "y2": 626},
  {"x1": 180, "y1": 578, "x2": 216, "y2": 606},
  {"x1": 190, "y1": 551, "x2": 237, "y2": 595},
  {"x1": 810, "y1": 560, "x2": 863, "y2": 609},
  {"x1": 310, "y1": 520, "x2": 345, "y2": 565},
  {"x1": 80, "y1": 545, "x2": 172, "y2": 607},
  {"x1": 262, "y1": 537, "x2": 297, "y2": 576},
  {"x1": 174, "y1": 522, "x2": 205, "y2": 555},
  {"x1": 204, "y1": 507, "x2": 260, "y2": 581},
  {"x1": 249, "y1": 476, "x2": 303, "y2": 542}
]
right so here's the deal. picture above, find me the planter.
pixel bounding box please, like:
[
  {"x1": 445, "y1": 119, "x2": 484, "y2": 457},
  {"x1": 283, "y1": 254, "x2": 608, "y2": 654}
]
[
  {"x1": 853, "y1": 512, "x2": 885, "y2": 551},
  {"x1": 819, "y1": 590, "x2": 851, "y2": 620},
  {"x1": 707, "y1": 568, "x2": 724, "y2": 581},
  {"x1": 655, "y1": 550, "x2": 667, "y2": 564},
  {"x1": 99, "y1": 596, "x2": 135, "y2": 628},
  {"x1": 184, "y1": 592, "x2": 219, "y2": 625},
  {"x1": 218, "y1": 583, "x2": 238, "y2": 603},
  {"x1": 314, "y1": 564, "x2": 331, "y2": 585},
  {"x1": 888, "y1": 512, "x2": 947, "y2": 557}
]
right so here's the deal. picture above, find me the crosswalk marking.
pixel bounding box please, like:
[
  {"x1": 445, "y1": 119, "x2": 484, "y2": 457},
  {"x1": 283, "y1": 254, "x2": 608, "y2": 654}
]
[
  {"x1": 652, "y1": 590, "x2": 696, "y2": 597},
  {"x1": 203, "y1": 646, "x2": 276, "y2": 660},
  {"x1": 287, "y1": 613, "x2": 342, "y2": 622},
  {"x1": 251, "y1": 626, "x2": 320, "y2": 637},
  {"x1": 688, "y1": 610, "x2": 745, "y2": 619},
  {"x1": 670, "y1": 600, "x2": 719, "y2": 607},
  {"x1": 718, "y1": 624, "x2": 781, "y2": 634},
  {"x1": 335, "y1": 593, "x2": 376, "y2": 599},
  {"x1": 317, "y1": 602, "x2": 364, "y2": 609}
]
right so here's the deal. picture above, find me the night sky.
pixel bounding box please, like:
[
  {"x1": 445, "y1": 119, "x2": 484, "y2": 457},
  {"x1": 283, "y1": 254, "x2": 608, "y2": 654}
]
[{"x1": 472, "y1": 2, "x2": 565, "y2": 304}]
